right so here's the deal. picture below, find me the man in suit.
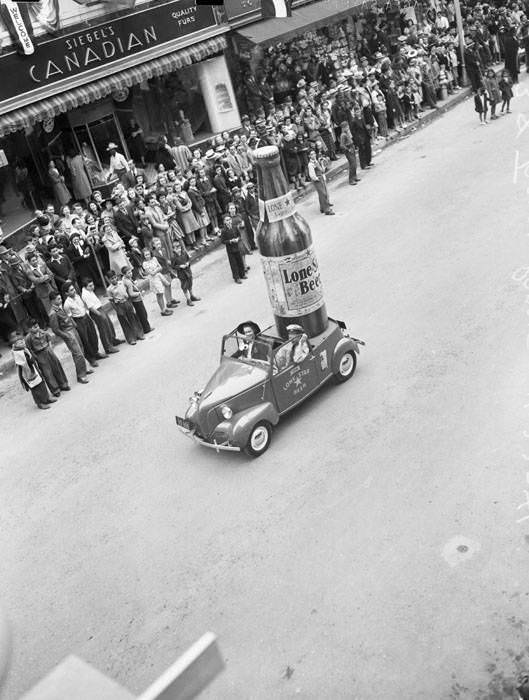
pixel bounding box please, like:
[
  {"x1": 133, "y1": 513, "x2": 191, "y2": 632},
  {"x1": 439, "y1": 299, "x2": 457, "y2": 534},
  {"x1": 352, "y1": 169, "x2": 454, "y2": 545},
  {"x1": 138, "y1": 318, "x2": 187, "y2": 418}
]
[
  {"x1": 220, "y1": 214, "x2": 247, "y2": 284},
  {"x1": 242, "y1": 182, "x2": 259, "y2": 249},
  {"x1": 113, "y1": 194, "x2": 138, "y2": 245}
]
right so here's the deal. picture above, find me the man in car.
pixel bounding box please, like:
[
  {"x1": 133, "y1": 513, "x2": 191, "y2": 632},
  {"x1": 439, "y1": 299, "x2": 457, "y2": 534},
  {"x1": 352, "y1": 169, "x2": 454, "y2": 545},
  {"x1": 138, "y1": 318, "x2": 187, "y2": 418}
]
[{"x1": 273, "y1": 324, "x2": 311, "y2": 373}]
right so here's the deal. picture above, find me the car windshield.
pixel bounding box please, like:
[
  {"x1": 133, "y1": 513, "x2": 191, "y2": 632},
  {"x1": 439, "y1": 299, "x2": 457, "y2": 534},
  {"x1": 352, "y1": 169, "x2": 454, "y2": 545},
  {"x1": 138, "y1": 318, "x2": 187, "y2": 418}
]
[{"x1": 222, "y1": 334, "x2": 272, "y2": 367}]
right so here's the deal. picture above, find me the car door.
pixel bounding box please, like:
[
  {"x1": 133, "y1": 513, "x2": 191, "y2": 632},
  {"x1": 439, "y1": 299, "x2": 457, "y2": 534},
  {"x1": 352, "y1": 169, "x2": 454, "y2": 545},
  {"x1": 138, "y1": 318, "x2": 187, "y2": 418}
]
[{"x1": 271, "y1": 342, "x2": 320, "y2": 414}]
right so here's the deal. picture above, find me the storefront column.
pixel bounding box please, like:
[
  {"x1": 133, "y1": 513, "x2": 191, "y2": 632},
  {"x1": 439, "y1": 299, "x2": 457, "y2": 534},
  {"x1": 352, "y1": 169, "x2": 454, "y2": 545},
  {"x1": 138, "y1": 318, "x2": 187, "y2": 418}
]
[{"x1": 196, "y1": 54, "x2": 241, "y2": 133}]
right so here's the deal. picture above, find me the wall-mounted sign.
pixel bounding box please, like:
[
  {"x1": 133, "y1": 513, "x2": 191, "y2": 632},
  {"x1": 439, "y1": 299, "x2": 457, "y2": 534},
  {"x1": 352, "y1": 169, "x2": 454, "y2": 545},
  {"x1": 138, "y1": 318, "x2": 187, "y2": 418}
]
[{"x1": 0, "y1": 0, "x2": 218, "y2": 112}]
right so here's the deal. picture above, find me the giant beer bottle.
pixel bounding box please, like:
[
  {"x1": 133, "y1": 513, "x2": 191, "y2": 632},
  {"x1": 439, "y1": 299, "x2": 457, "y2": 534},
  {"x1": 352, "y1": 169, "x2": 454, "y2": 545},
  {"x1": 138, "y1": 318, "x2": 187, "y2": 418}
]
[{"x1": 254, "y1": 145, "x2": 328, "y2": 338}]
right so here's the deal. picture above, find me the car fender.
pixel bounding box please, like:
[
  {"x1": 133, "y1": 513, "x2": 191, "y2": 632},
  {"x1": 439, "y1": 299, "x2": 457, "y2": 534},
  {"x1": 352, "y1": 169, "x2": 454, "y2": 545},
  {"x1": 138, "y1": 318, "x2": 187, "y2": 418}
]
[
  {"x1": 331, "y1": 337, "x2": 358, "y2": 374},
  {"x1": 214, "y1": 402, "x2": 280, "y2": 447}
]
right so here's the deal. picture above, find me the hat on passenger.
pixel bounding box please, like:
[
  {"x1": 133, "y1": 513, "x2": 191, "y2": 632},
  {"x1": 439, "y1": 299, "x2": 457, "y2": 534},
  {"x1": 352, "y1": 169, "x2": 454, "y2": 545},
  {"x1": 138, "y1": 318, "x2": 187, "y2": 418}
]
[{"x1": 286, "y1": 323, "x2": 304, "y2": 334}]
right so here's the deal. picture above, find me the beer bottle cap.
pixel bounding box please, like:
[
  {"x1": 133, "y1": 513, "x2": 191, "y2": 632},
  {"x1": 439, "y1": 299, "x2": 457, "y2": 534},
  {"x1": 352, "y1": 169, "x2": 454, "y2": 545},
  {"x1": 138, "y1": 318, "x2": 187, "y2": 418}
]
[{"x1": 254, "y1": 145, "x2": 279, "y2": 159}]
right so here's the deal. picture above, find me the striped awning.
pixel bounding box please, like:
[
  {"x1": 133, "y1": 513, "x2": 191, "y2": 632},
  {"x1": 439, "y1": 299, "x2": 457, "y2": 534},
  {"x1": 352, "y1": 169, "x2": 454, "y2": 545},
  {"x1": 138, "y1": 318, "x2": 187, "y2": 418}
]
[{"x1": 0, "y1": 35, "x2": 226, "y2": 138}]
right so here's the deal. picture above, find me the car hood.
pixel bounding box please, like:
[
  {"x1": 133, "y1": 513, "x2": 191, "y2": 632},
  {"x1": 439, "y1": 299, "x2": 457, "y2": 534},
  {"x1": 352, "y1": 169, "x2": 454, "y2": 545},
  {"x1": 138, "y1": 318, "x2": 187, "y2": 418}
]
[{"x1": 198, "y1": 358, "x2": 266, "y2": 411}]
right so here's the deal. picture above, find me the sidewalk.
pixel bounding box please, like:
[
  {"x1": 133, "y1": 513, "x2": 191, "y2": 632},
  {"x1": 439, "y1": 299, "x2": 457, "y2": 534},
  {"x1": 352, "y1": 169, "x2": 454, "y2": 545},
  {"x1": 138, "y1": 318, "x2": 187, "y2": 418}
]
[{"x1": 0, "y1": 81, "x2": 475, "y2": 380}]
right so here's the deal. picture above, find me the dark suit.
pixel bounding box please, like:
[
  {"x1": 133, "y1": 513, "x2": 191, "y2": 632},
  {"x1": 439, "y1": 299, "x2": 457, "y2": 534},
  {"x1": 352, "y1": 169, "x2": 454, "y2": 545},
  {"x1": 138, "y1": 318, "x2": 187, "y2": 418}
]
[
  {"x1": 221, "y1": 224, "x2": 246, "y2": 281},
  {"x1": 243, "y1": 192, "x2": 259, "y2": 249},
  {"x1": 48, "y1": 254, "x2": 77, "y2": 290},
  {"x1": 113, "y1": 204, "x2": 137, "y2": 244}
]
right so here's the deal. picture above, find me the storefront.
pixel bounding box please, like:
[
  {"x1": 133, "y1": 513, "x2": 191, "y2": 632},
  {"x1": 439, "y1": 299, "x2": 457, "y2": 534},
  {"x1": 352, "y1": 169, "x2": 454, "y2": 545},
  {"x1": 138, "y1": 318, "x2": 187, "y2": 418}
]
[{"x1": 0, "y1": 0, "x2": 241, "y2": 237}]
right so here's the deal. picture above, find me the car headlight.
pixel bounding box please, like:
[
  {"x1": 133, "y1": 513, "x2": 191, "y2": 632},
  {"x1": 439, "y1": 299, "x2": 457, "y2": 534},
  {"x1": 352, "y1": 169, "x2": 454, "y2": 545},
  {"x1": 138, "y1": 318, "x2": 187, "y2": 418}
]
[{"x1": 220, "y1": 405, "x2": 233, "y2": 420}]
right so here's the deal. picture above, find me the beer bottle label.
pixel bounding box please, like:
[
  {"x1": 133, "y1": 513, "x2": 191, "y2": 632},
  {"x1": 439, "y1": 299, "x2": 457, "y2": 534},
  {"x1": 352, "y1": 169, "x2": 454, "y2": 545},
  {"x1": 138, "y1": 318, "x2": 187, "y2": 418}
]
[
  {"x1": 259, "y1": 192, "x2": 296, "y2": 223},
  {"x1": 261, "y1": 245, "x2": 324, "y2": 317}
]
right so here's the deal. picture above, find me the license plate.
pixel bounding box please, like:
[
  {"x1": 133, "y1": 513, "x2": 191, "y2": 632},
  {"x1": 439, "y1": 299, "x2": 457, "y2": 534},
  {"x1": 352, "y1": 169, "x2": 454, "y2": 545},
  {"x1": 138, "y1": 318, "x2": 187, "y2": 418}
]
[{"x1": 175, "y1": 415, "x2": 193, "y2": 431}]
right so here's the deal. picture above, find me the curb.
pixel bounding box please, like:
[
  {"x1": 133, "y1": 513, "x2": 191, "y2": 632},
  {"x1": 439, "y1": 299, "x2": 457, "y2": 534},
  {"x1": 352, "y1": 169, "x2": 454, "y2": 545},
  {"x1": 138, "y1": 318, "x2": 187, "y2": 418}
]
[{"x1": 0, "y1": 82, "x2": 474, "y2": 379}]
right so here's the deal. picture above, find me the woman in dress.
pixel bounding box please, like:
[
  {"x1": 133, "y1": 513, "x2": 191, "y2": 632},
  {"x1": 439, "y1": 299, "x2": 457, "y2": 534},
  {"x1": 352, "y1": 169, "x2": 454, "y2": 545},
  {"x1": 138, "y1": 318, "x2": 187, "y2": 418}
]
[
  {"x1": 101, "y1": 223, "x2": 129, "y2": 275},
  {"x1": 483, "y1": 68, "x2": 502, "y2": 119},
  {"x1": 48, "y1": 160, "x2": 71, "y2": 207},
  {"x1": 186, "y1": 175, "x2": 212, "y2": 247},
  {"x1": 141, "y1": 248, "x2": 177, "y2": 316},
  {"x1": 173, "y1": 181, "x2": 200, "y2": 250},
  {"x1": 67, "y1": 150, "x2": 92, "y2": 204}
]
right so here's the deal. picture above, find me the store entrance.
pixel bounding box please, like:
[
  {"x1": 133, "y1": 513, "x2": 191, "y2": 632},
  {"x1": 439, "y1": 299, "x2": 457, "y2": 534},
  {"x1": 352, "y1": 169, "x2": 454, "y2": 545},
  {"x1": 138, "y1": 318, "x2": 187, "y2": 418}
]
[{"x1": 68, "y1": 102, "x2": 129, "y2": 188}]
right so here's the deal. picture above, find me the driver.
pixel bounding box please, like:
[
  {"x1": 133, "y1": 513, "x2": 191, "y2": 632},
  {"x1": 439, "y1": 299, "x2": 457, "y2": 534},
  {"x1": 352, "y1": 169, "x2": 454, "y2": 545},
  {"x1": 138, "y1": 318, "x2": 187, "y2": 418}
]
[{"x1": 273, "y1": 324, "x2": 311, "y2": 373}]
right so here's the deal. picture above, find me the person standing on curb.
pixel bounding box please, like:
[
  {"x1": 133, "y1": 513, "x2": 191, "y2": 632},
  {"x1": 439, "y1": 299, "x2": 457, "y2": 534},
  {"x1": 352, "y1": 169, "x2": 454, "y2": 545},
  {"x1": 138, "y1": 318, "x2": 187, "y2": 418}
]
[
  {"x1": 171, "y1": 240, "x2": 201, "y2": 307},
  {"x1": 62, "y1": 282, "x2": 105, "y2": 366},
  {"x1": 220, "y1": 214, "x2": 247, "y2": 284},
  {"x1": 80, "y1": 278, "x2": 122, "y2": 354},
  {"x1": 121, "y1": 266, "x2": 155, "y2": 333},
  {"x1": 24, "y1": 318, "x2": 70, "y2": 397},
  {"x1": 350, "y1": 107, "x2": 373, "y2": 171},
  {"x1": 307, "y1": 150, "x2": 335, "y2": 215},
  {"x1": 10, "y1": 334, "x2": 57, "y2": 409},
  {"x1": 106, "y1": 271, "x2": 145, "y2": 345},
  {"x1": 48, "y1": 292, "x2": 92, "y2": 384},
  {"x1": 339, "y1": 122, "x2": 361, "y2": 186}
]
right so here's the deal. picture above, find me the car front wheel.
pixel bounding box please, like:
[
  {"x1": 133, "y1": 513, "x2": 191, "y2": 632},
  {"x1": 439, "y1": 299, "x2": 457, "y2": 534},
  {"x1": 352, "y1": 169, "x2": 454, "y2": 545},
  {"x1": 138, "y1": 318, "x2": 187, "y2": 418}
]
[
  {"x1": 333, "y1": 350, "x2": 357, "y2": 384},
  {"x1": 244, "y1": 421, "x2": 272, "y2": 458}
]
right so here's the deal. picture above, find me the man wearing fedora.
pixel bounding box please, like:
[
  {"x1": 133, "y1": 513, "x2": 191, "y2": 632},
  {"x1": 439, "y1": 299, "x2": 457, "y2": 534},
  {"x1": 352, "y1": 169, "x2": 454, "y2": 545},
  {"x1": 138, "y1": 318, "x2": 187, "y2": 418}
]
[{"x1": 106, "y1": 143, "x2": 130, "y2": 186}]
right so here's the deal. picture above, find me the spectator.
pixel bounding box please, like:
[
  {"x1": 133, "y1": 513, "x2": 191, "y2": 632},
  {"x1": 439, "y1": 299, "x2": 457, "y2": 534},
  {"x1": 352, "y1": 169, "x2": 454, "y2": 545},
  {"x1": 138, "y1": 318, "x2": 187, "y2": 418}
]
[
  {"x1": 106, "y1": 270, "x2": 145, "y2": 345},
  {"x1": 141, "y1": 248, "x2": 177, "y2": 316},
  {"x1": 11, "y1": 334, "x2": 56, "y2": 409},
  {"x1": 171, "y1": 239, "x2": 200, "y2": 307},
  {"x1": 81, "y1": 278, "x2": 121, "y2": 354},
  {"x1": 24, "y1": 317, "x2": 70, "y2": 396},
  {"x1": 121, "y1": 265, "x2": 154, "y2": 334},
  {"x1": 48, "y1": 291, "x2": 92, "y2": 384},
  {"x1": 220, "y1": 214, "x2": 247, "y2": 284},
  {"x1": 62, "y1": 281, "x2": 105, "y2": 365}
]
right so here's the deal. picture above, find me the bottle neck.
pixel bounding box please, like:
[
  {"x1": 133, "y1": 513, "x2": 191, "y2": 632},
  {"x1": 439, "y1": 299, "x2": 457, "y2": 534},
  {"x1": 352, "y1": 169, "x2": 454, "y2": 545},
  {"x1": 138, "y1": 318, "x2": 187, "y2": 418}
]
[{"x1": 255, "y1": 156, "x2": 294, "y2": 224}]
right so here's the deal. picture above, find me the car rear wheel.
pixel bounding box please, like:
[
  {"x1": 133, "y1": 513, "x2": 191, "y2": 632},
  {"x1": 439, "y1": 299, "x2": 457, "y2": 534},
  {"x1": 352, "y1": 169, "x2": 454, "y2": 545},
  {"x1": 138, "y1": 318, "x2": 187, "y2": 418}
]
[
  {"x1": 244, "y1": 421, "x2": 272, "y2": 458},
  {"x1": 333, "y1": 350, "x2": 357, "y2": 384}
]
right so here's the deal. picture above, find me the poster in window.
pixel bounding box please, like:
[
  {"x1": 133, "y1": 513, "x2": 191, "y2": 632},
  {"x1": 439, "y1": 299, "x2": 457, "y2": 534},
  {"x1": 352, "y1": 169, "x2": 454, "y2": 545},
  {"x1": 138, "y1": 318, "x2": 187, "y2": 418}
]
[{"x1": 214, "y1": 83, "x2": 233, "y2": 113}]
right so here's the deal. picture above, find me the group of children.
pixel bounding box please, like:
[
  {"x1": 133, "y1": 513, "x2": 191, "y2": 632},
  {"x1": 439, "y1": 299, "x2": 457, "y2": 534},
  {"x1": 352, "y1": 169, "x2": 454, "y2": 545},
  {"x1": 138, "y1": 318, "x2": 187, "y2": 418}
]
[{"x1": 474, "y1": 69, "x2": 514, "y2": 124}]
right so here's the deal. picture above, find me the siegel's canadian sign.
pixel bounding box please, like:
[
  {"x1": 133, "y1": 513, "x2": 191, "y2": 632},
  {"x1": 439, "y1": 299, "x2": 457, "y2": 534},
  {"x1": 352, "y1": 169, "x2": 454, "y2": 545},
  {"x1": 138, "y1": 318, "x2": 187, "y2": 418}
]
[{"x1": 0, "y1": 0, "x2": 218, "y2": 112}]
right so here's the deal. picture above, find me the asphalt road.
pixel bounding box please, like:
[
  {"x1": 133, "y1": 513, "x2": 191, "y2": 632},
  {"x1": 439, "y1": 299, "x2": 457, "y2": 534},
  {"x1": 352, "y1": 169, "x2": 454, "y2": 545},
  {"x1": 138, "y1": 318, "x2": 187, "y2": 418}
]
[{"x1": 2, "y1": 83, "x2": 529, "y2": 700}]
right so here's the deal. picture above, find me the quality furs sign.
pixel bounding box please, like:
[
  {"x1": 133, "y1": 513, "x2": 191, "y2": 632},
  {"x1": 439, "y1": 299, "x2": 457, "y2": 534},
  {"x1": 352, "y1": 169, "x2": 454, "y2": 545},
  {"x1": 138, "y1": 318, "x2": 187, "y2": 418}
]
[{"x1": 0, "y1": 0, "x2": 217, "y2": 112}]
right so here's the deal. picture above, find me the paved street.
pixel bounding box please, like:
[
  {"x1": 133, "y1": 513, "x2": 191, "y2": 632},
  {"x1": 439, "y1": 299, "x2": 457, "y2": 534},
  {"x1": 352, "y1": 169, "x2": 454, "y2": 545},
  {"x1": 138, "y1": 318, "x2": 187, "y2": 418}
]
[{"x1": 1, "y1": 84, "x2": 529, "y2": 700}]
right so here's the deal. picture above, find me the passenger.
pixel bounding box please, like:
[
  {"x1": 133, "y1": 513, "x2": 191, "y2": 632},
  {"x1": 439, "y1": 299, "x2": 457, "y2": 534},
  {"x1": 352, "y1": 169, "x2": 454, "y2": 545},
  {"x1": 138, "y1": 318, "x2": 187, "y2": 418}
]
[{"x1": 273, "y1": 324, "x2": 310, "y2": 373}]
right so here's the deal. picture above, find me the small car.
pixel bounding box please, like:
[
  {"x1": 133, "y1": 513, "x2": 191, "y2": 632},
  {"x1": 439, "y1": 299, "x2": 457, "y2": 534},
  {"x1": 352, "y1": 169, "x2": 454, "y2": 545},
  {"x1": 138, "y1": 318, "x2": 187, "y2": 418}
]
[{"x1": 175, "y1": 318, "x2": 364, "y2": 458}]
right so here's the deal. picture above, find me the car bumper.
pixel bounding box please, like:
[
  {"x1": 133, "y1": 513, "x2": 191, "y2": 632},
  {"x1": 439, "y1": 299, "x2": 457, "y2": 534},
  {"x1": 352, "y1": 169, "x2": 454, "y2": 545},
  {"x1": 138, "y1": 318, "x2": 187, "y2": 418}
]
[{"x1": 177, "y1": 425, "x2": 241, "y2": 453}]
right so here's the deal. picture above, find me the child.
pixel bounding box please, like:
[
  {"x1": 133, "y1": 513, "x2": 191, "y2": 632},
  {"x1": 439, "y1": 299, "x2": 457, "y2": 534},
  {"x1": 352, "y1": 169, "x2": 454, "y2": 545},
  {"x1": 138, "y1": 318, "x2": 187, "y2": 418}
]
[
  {"x1": 474, "y1": 87, "x2": 489, "y2": 125},
  {"x1": 499, "y1": 70, "x2": 513, "y2": 113}
]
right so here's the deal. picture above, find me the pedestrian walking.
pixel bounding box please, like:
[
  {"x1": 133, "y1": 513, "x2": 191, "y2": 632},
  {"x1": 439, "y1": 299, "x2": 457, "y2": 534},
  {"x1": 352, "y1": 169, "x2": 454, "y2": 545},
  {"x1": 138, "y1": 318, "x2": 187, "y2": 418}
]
[
  {"x1": 483, "y1": 68, "x2": 501, "y2": 119},
  {"x1": 48, "y1": 292, "x2": 92, "y2": 384},
  {"x1": 24, "y1": 318, "x2": 70, "y2": 396},
  {"x1": 474, "y1": 86, "x2": 489, "y2": 124},
  {"x1": 307, "y1": 150, "x2": 334, "y2": 215},
  {"x1": 121, "y1": 266, "x2": 154, "y2": 333},
  {"x1": 11, "y1": 334, "x2": 57, "y2": 409},
  {"x1": 171, "y1": 240, "x2": 201, "y2": 307},
  {"x1": 499, "y1": 69, "x2": 514, "y2": 113},
  {"x1": 350, "y1": 108, "x2": 373, "y2": 170},
  {"x1": 80, "y1": 278, "x2": 121, "y2": 354},
  {"x1": 106, "y1": 271, "x2": 145, "y2": 344},
  {"x1": 339, "y1": 122, "x2": 360, "y2": 186}
]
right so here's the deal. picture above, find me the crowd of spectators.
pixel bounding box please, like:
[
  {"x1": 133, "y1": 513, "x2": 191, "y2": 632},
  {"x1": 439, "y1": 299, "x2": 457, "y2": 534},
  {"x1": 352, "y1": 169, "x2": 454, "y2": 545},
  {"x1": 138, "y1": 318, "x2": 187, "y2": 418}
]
[{"x1": 1, "y1": 0, "x2": 529, "y2": 407}]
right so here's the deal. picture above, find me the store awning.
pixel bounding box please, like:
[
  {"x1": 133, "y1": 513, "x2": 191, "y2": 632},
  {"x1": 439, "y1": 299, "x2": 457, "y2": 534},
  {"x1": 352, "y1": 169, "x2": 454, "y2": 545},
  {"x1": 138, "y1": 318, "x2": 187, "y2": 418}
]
[
  {"x1": 235, "y1": 0, "x2": 364, "y2": 46},
  {"x1": 0, "y1": 35, "x2": 226, "y2": 138}
]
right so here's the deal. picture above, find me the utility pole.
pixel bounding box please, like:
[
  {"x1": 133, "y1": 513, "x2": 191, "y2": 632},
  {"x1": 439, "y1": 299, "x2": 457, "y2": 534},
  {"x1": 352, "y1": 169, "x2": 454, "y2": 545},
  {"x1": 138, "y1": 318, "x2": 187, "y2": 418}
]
[{"x1": 453, "y1": 0, "x2": 468, "y2": 86}]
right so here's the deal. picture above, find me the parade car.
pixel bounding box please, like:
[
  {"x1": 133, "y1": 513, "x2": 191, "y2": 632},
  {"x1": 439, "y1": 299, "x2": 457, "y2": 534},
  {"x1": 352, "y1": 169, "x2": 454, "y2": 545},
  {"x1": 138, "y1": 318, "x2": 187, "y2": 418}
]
[{"x1": 175, "y1": 318, "x2": 364, "y2": 458}]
